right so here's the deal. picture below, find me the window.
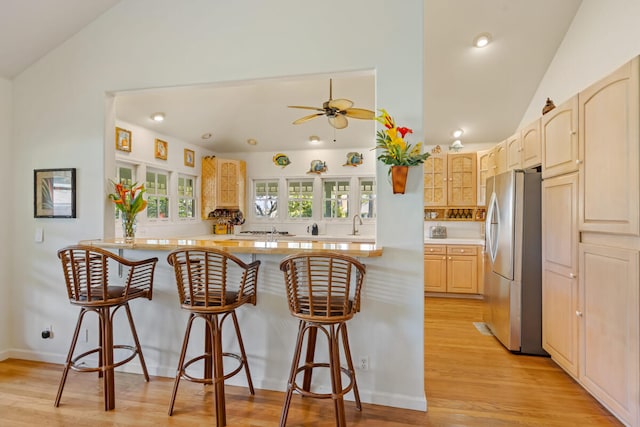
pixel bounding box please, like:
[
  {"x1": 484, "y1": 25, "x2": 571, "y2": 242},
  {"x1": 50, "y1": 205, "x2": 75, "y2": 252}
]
[
  {"x1": 359, "y1": 178, "x2": 376, "y2": 219},
  {"x1": 146, "y1": 169, "x2": 170, "y2": 219},
  {"x1": 322, "y1": 179, "x2": 350, "y2": 219},
  {"x1": 287, "y1": 179, "x2": 313, "y2": 218},
  {"x1": 177, "y1": 174, "x2": 196, "y2": 219},
  {"x1": 115, "y1": 164, "x2": 135, "y2": 220},
  {"x1": 254, "y1": 180, "x2": 278, "y2": 218}
]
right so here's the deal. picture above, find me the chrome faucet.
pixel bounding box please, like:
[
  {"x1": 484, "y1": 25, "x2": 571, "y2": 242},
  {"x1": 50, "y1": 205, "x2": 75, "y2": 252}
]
[{"x1": 352, "y1": 214, "x2": 363, "y2": 235}]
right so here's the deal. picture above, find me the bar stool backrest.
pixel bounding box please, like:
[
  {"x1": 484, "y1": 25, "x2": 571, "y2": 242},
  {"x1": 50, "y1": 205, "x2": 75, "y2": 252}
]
[
  {"x1": 57, "y1": 245, "x2": 157, "y2": 305},
  {"x1": 167, "y1": 248, "x2": 259, "y2": 311},
  {"x1": 279, "y1": 252, "x2": 366, "y2": 323}
]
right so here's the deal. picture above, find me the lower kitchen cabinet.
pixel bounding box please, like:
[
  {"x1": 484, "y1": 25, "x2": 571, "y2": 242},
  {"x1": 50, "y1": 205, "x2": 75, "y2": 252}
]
[
  {"x1": 579, "y1": 242, "x2": 639, "y2": 426},
  {"x1": 424, "y1": 244, "x2": 479, "y2": 294}
]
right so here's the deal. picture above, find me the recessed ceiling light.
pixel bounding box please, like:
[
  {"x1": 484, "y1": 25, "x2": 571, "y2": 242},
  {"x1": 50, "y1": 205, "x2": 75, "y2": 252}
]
[
  {"x1": 247, "y1": 138, "x2": 257, "y2": 145},
  {"x1": 151, "y1": 112, "x2": 165, "y2": 122},
  {"x1": 201, "y1": 132, "x2": 212, "y2": 140},
  {"x1": 452, "y1": 128, "x2": 464, "y2": 138},
  {"x1": 309, "y1": 135, "x2": 321, "y2": 144},
  {"x1": 473, "y1": 32, "x2": 492, "y2": 48}
]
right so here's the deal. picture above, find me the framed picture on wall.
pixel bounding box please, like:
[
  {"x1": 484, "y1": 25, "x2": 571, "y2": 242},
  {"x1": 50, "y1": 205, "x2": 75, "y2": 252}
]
[
  {"x1": 155, "y1": 139, "x2": 168, "y2": 160},
  {"x1": 34, "y1": 168, "x2": 76, "y2": 218},
  {"x1": 184, "y1": 149, "x2": 195, "y2": 167},
  {"x1": 115, "y1": 127, "x2": 132, "y2": 152}
]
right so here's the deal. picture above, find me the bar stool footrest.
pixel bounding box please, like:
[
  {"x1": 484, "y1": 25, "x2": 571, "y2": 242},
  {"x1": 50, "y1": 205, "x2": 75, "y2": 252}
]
[
  {"x1": 291, "y1": 362, "x2": 356, "y2": 399},
  {"x1": 180, "y1": 352, "x2": 246, "y2": 384},
  {"x1": 69, "y1": 345, "x2": 139, "y2": 373}
]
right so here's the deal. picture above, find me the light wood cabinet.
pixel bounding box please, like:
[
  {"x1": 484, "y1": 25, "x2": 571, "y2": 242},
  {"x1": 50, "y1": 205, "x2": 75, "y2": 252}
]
[
  {"x1": 541, "y1": 95, "x2": 579, "y2": 179},
  {"x1": 579, "y1": 242, "x2": 639, "y2": 426},
  {"x1": 579, "y1": 57, "x2": 639, "y2": 236},
  {"x1": 201, "y1": 157, "x2": 246, "y2": 218},
  {"x1": 447, "y1": 153, "x2": 477, "y2": 206},
  {"x1": 477, "y1": 149, "x2": 491, "y2": 206},
  {"x1": 505, "y1": 133, "x2": 521, "y2": 170},
  {"x1": 494, "y1": 141, "x2": 507, "y2": 175},
  {"x1": 542, "y1": 172, "x2": 579, "y2": 378},
  {"x1": 424, "y1": 244, "x2": 479, "y2": 294},
  {"x1": 521, "y1": 118, "x2": 542, "y2": 169},
  {"x1": 424, "y1": 155, "x2": 447, "y2": 207}
]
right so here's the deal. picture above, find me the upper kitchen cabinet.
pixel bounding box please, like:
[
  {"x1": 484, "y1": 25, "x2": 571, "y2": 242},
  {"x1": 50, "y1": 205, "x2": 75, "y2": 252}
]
[
  {"x1": 201, "y1": 157, "x2": 247, "y2": 218},
  {"x1": 447, "y1": 152, "x2": 477, "y2": 206},
  {"x1": 579, "y1": 57, "x2": 640, "y2": 236},
  {"x1": 521, "y1": 118, "x2": 542, "y2": 169},
  {"x1": 494, "y1": 141, "x2": 507, "y2": 175},
  {"x1": 424, "y1": 154, "x2": 447, "y2": 207},
  {"x1": 541, "y1": 95, "x2": 579, "y2": 179},
  {"x1": 477, "y1": 148, "x2": 491, "y2": 206},
  {"x1": 505, "y1": 133, "x2": 522, "y2": 170}
]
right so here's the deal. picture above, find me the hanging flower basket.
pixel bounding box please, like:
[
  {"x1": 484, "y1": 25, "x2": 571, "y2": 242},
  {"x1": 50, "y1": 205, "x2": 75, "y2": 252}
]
[
  {"x1": 391, "y1": 166, "x2": 409, "y2": 194},
  {"x1": 374, "y1": 109, "x2": 429, "y2": 194}
]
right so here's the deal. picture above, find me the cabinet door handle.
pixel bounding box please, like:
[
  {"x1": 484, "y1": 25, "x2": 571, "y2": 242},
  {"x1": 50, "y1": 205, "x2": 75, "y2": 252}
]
[
  {"x1": 570, "y1": 130, "x2": 577, "y2": 135},
  {"x1": 448, "y1": 256, "x2": 452, "y2": 260},
  {"x1": 575, "y1": 159, "x2": 583, "y2": 165},
  {"x1": 460, "y1": 249, "x2": 465, "y2": 253},
  {"x1": 442, "y1": 256, "x2": 446, "y2": 260},
  {"x1": 569, "y1": 273, "x2": 576, "y2": 279},
  {"x1": 575, "y1": 310, "x2": 583, "y2": 317}
]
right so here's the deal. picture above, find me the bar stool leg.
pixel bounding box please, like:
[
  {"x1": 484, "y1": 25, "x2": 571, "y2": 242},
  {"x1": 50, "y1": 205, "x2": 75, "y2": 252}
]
[
  {"x1": 55, "y1": 308, "x2": 88, "y2": 407},
  {"x1": 329, "y1": 325, "x2": 347, "y2": 427},
  {"x1": 168, "y1": 313, "x2": 196, "y2": 415},
  {"x1": 301, "y1": 327, "x2": 318, "y2": 392},
  {"x1": 123, "y1": 303, "x2": 150, "y2": 381},
  {"x1": 280, "y1": 321, "x2": 307, "y2": 427},
  {"x1": 339, "y1": 323, "x2": 361, "y2": 410},
  {"x1": 230, "y1": 311, "x2": 254, "y2": 394},
  {"x1": 99, "y1": 307, "x2": 116, "y2": 411},
  {"x1": 211, "y1": 315, "x2": 226, "y2": 427}
]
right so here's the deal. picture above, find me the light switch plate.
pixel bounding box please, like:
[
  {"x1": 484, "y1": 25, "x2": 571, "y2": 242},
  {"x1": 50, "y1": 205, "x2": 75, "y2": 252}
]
[{"x1": 35, "y1": 227, "x2": 44, "y2": 243}]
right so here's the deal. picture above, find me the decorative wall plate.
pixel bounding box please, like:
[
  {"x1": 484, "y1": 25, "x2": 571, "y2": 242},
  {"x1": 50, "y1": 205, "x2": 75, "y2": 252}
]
[
  {"x1": 343, "y1": 152, "x2": 363, "y2": 167},
  {"x1": 307, "y1": 159, "x2": 327, "y2": 174},
  {"x1": 272, "y1": 153, "x2": 291, "y2": 168}
]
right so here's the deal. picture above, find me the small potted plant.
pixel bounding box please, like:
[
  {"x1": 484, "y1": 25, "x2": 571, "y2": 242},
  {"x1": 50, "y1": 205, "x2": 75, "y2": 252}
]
[{"x1": 374, "y1": 109, "x2": 430, "y2": 194}]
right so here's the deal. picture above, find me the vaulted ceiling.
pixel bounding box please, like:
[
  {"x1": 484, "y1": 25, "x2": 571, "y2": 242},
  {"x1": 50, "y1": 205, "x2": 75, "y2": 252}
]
[{"x1": 0, "y1": 0, "x2": 583, "y2": 152}]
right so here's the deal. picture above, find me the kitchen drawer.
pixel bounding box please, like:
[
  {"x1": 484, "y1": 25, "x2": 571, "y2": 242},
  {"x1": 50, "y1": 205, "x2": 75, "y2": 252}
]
[
  {"x1": 424, "y1": 245, "x2": 446, "y2": 255},
  {"x1": 447, "y1": 245, "x2": 477, "y2": 255}
]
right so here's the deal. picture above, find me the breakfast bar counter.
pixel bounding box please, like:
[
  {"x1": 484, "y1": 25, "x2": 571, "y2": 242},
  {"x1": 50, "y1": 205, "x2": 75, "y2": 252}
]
[{"x1": 80, "y1": 236, "x2": 384, "y2": 257}]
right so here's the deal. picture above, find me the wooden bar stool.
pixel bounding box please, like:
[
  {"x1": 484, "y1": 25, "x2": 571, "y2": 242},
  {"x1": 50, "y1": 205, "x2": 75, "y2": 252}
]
[
  {"x1": 55, "y1": 245, "x2": 158, "y2": 410},
  {"x1": 166, "y1": 248, "x2": 260, "y2": 427},
  {"x1": 279, "y1": 252, "x2": 366, "y2": 427}
]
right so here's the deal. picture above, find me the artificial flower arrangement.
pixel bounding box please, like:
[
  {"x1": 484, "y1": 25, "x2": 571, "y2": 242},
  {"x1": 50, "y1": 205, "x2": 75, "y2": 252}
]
[
  {"x1": 109, "y1": 180, "x2": 147, "y2": 240},
  {"x1": 374, "y1": 109, "x2": 430, "y2": 167}
]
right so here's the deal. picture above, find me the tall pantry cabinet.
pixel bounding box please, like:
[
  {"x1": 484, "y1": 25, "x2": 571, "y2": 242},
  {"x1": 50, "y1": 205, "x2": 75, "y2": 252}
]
[{"x1": 542, "y1": 56, "x2": 640, "y2": 427}]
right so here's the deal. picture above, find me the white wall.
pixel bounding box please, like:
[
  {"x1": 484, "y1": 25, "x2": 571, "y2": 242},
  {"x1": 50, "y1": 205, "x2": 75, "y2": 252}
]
[
  {"x1": 9, "y1": 0, "x2": 426, "y2": 411},
  {"x1": 520, "y1": 0, "x2": 640, "y2": 127},
  {"x1": 0, "y1": 77, "x2": 11, "y2": 357},
  {"x1": 228, "y1": 147, "x2": 376, "y2": 236}
]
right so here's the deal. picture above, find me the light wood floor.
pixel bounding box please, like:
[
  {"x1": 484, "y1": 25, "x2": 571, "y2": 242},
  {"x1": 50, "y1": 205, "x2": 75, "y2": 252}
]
[{"x1": 0, "y1": 297, "x2": 622, "y2": 426}]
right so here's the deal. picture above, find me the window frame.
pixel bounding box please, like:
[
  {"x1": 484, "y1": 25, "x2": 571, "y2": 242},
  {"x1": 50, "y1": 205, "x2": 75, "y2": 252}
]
[
  {"x1": 146, "y1": 168, "x2": 171, "y2": 221},
  {"x1": 253, "y1": 179, "x2": 280, "y2": 220},
  {"x1": 286, "y1": 178, "x2": 315, "y2": 219},
  {"x1": 321, "y1": 177, "x2": 352, "y2": 220}
]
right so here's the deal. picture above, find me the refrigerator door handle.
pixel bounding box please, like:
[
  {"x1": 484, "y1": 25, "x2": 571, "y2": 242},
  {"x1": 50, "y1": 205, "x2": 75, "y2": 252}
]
[{"x1": 486, "y1": 191, "x2": 499, "y2": 263}]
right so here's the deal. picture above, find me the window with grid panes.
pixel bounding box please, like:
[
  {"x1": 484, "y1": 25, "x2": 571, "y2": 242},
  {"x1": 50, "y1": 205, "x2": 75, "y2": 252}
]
[
  {"x1": 287, "y1": 179, "x2": 313, "y2": 218},
  {"x1": 254, "y1": 180, "x2": 278, "y2": 218},
  {"x1": 177, "y1": 174, "x2": 196, "y2": 219},
  {"x1": 146, "y1": 169, "x2": 169, "y2": 219},
  {"x1": 359, "y1": 178, "x2": 376, "y2": 219},
  {"x1": 322, "y1": 179, "x2": 350, "y2": 219}
]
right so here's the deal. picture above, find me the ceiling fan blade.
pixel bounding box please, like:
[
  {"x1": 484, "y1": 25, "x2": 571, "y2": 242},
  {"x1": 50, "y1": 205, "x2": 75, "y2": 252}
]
[
  {"x1": 344, "y1": 108, "x2": 375, "y2": 120},
  {"x1": 328, "y1": 114, "x2": 348, "y2": 129},
  {"x1": 288, "y1": 105, "x2": 324, "y2": 111},
  {"x1": 328, "y1": 98, "x2": 354, "y2": 111},
  {"x1": 293, "y1": 113, "x2": 324, "y2": 125}
]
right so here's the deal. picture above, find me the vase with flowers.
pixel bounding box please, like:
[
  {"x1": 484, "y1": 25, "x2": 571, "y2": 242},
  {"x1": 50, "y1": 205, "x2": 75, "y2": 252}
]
[
  {"x1": 109, "y1": 181, "x2": 147, "y2": 243},
  {"x1": 374, "y1": 109, "x2": 430, "y2": 194}
]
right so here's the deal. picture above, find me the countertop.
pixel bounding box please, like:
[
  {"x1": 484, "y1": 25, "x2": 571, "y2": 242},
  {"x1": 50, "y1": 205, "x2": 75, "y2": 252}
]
[
  {"x1": 79, "y1": 237, "x2": 383, "y2": 257},
  {"x1": 424, "y1": 237, "x2": 485, "y2": 246}
]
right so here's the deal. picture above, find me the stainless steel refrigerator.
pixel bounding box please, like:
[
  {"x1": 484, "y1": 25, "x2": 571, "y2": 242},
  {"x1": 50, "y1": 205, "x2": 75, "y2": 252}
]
[{"x1": 483, "y1": 169, "x2": 546, "y2": 355}]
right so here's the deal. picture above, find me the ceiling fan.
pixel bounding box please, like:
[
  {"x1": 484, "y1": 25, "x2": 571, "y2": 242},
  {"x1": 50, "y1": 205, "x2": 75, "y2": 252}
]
[{"x1": 288, "y1": 79, "x2": 375, "y2": 129}]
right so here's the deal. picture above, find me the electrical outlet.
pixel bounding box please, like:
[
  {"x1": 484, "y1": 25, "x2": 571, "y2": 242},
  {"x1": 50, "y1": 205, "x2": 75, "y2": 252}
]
[
  {"x1": 359, "y1": 356, "x2": 369, "y2": 371},
  {"x1": 41, "y1": 325, "x2": 53, "y2": 339}
]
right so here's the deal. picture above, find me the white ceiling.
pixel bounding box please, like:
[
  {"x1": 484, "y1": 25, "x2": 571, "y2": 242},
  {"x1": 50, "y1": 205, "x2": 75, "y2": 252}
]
[{"x1": 0, "y1": 0, "x2": 583, "y2": 153}]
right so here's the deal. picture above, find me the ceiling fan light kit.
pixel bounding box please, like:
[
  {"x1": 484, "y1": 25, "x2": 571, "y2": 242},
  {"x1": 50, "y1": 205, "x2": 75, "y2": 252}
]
[{"x1": 288, "y1": 78, "x2": 375, "y2": 129}]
